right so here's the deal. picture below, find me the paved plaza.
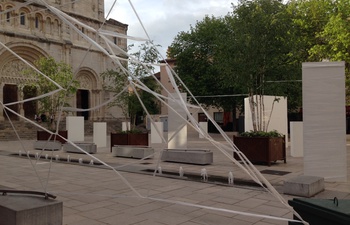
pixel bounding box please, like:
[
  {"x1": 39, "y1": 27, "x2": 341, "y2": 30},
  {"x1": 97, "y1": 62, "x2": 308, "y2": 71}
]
[{"x1": 0, "y1": 131, "x2": 349, "y2": 225}]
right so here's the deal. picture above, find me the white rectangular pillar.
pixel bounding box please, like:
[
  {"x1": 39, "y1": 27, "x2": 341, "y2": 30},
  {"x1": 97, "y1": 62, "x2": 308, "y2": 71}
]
[
  {"x1": 244, "y1": 95, "x2": 288, "y2": 146},
  {"x1": 303, "y1": 62, "x2": 347, "y2": 182},
  {"x1": 151, "y1": 122, "x2": 163, "y2": 144},
  {"x1": 93, "y1": 122, "x2": 107, "y2": 147},
  {"x1": 290, "y1": 122, "x2": 303, "y2": 157},
  {"x1": 199, "y1": 122, "x2": 208, "y2": 139},
  {"x1": 66, "y1": 116, "x2": 84, "y2": 142},
  {"x1": 122, "y1": 122, "x2": 130, "y2": 131},
  {"x1": 168, "y1": 93, "x2": 187, "y2": 149}
]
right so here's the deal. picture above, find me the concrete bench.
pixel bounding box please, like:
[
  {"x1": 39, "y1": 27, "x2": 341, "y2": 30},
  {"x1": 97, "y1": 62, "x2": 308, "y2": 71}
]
[
  {"x1": 63, "y1": 142, "x2": 97, "y2": 154},
  {"x1": 0, "y1": 195, "x2": 62, "y2": 225},
  {"x1": 112, "y1": 145, "x2": 154, "y2": 159},
  {"x1": 33, "y1": 141, "x2": 62, "y2": 151},
  {"x1": 161, "y1": 149, "x2": 213, "y2": 165},
  {"x1": 283, "y1": 175, "x2": 324, "y2": 197}
]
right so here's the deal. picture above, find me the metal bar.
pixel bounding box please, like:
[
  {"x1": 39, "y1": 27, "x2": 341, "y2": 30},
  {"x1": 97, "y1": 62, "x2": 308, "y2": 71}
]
[{"x1": 0, "y1": 189, "x2": 56, "y2": 199}]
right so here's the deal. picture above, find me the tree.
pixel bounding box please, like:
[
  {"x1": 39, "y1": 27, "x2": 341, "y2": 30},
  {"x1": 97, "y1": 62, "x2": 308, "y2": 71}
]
[
  {"x1": 230, "y1": 0, "x2": 300, "y2": 132},
  {"x1": 23, "y1": 57, "x2": 79, "y2": 129},
  {"x1": 168, "y1": 15, "x2": 244, "y2": 112},
  {"x1": 307, "y1": 0, "x2": 350, "y2": 103},
  {"x1": 288, "y1": 0, "x2": 350, "y2": 103},
  {"x1": 169, "y1": 0, "x2": 301, "y2": 132},
  {"x1": 101, "y1": 41, "x2": 161, "y2": 128}
]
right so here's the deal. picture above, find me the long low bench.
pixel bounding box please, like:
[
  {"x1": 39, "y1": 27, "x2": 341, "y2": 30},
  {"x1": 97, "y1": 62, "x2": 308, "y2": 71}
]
[
  {"x1": 161, "y1": 149, "x2": 213, "y2": 165},
  {"x1": 34, "y1": 141, "x2": 62, "y2": 151},
  {"x1": 112, "y1": 145, "x2": 154, "y2": 159},
  {"x1": 63, "y1": 142, "x2": 97, "y2": 154}
]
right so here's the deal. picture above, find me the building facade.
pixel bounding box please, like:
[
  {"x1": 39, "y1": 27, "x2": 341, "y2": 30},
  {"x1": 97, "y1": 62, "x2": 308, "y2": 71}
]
[{"x1": 0, "y1": 0, "x2": 127, "y2": 121}]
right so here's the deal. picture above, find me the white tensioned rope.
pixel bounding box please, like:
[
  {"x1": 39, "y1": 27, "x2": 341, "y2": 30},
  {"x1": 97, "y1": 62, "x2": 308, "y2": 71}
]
[
  {"x1": 52, "y1": 1, "x2": 307, "y2": 223},
  {"x1": 1, "y1": 1, "x2": 308, "y2": 224}
]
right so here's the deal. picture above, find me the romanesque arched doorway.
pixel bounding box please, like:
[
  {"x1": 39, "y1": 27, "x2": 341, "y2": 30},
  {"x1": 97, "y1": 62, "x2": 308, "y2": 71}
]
[
  {"x1": 76, "y1": 68, "x2": 100, "y2": 120},
  {"x1": 76, "y1": 89, "x2": 89, "y2": 120},
  {"x1": 0, "y1": 44, "x2": 46, "y2": 121},
  {"x1": 3, "y1": 84, "x2": 18, "y2": 120}
]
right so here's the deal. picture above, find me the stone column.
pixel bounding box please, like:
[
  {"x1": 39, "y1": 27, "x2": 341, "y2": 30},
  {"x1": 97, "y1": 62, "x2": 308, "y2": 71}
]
[
  {"x1": 0, "y1": 83, "x2": 4, "y2": 121},
  {"x1": 18, "y1": 86, "x2": 24, "y2": 120}
]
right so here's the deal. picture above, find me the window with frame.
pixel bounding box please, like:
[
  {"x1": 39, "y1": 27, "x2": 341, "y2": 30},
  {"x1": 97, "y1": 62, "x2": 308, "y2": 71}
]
[
  {"x1": 214, "y1": 112, "x2": 224, "y2": 123},
  {"x1": 35, "y1": 16, "x2": 39, "y2": 28},
  {"x1": 113, "y1": 37, "x2": 120, "y2": 45},
  {"x1": 6, "y1": 12, "x2": 10, "y2": 22},
  {"x1": 20, "y1": 12, "x2": 25, "y2": 25}
]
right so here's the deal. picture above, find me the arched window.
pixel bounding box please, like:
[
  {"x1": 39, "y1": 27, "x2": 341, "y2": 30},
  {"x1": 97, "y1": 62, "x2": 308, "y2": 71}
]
[
  {"x1": 35, "y1": 14, "x2": 43, "y2": 30},
  {"x1": 20, "y1": 12, "x2": 25, "y2": 25},
  {"x1": 35, "y1": 16, "x2": 39, "y2": 28},
  {"x1": 45, "y1": 17, "x2": 52, "y2": 34},
  {"x1": 6, "y1": 12, "x2": 10, "y2": 22}
]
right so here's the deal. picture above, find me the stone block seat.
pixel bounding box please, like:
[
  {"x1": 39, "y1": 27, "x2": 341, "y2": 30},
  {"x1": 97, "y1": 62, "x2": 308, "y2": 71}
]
[
  {"x1": 283, "y1": 175, "x2": 324, "y2": 197},
  {"x1": 33, "y1": 141, "x2": 62, "y2": 151},
  {"x1": 112, "y1": 145, "x2": 154, "y2": 159},
  {"x1": 161, "y1": 149, "x2": 213, "y2": 165},
  {"x1": 63, "y1": 142, "x2": 97, "y2": 154}
]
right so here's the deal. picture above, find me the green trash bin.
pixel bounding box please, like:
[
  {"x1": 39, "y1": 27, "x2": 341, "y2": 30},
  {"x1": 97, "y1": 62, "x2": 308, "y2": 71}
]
[{"x1": 288, "y1": 198, "x2": 350, "y2": 225}]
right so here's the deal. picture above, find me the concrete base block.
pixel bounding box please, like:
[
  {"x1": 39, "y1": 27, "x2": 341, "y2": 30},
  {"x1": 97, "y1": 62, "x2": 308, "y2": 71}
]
[
  {"x1": 63, "y1": 142, "x2": 97, "y2": 154},
  {"x1": 34, "y1": 141, "x2": 62, "y2": 151},
  {"x1": 161, "y1": 149, "x2": 213, "y2": 165},
  {"x1": 112, "y1": 146, "x2": 154, "y2": 159},
  {"x1": 0, "y1": 195, "x2": 62, "y2": 225},
  {"x1": 283, "y1": 175, "x2": 324, "y2": 197}
]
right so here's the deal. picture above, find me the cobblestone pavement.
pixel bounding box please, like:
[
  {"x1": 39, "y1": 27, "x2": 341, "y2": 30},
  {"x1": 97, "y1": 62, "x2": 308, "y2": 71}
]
[{"x1": 0, "y1": 132, "x2": 349, "y2": 225}]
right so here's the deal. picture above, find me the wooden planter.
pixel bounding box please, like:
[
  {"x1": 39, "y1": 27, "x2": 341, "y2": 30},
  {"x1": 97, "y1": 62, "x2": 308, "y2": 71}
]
[
  {"x1": 37, "y1": 130, "x2": 68, "y2": 144},
  {"x1": 233, "y1": 136, "x2": 286, "y2": 166},
  {"x1": 110, "y1": 133, "x2": 149, "y2": 152}
]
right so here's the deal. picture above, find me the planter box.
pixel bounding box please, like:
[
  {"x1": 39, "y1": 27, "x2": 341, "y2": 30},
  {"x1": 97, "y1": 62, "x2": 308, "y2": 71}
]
[
  {"x1": 112, "y1": 146, "x2": 154, "y2": 159},
  {"x1": 110, "y1": 133, "x2": 149, "y2": 152},
  {"x1": 37, "y1": 130, "x2": 68, "y2": 144},
  {"x1": 63, "y1": 142, "x2": 97, "y2": 154},
  {"x1": 161, "y1": 149, "x2": 213, "y2": 165},
  {"x1": 233, "y1": 136, "x2": 286, "y2": 166}
]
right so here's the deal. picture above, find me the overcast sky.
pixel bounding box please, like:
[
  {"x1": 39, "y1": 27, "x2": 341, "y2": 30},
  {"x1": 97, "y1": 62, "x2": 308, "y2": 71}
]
[{"x1": 104, "y1": 0, "x2": 237, "y2": 58}]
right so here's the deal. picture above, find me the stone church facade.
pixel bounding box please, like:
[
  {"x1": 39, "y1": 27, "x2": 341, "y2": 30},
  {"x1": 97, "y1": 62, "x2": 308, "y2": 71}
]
[{"x1": 0, "y1": 0, "x2": 127, "y2": 121}]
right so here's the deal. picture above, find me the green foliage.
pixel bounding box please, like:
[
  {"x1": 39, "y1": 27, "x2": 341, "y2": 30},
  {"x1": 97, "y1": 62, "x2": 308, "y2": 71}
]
[
  {"x1": 169, "y1": 0, "x2": 301, "y2": 132},
  {"x1": 169, "y1": 15, "x2": 244, "y2": 111},
  {"x1": 101, "y1": 69, "x2": 130, "y2": 119},
  {"x1": 101, "y1": 41, "x2": 161, "y2": 127},
  {"x1": 23, "y1": 57, "x2": 79, "y2": 127},
  {"x1": 240, "y1": 130, "x2": 283, "y2": 137}
]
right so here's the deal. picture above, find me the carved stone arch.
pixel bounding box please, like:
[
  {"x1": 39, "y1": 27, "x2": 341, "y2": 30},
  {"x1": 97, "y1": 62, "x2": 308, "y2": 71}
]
[
  {"x1": 53, "y1": 18, "x2": 60, "y2": 35},
  {"x1": 0, "y1": 42, "x2": 48, "y2": 84},
  {"x1": 0, "y1": 43, "x2": 48, "y2": 120},
  {"x1": 34, "y1": 12, "x2": 44, "y2": 31},
  {"x1": 75, "y1": 67, "x2": 100, "y2": 90},
  {"x1": 4, "y1": 3, "x2": 15, "y2": 25},
  {"x1": 18, "y1": 7, "x2": 30, "y2": 28},
  {"x1": 45, "y1": 16, "x2": 52, "y2": 34}
]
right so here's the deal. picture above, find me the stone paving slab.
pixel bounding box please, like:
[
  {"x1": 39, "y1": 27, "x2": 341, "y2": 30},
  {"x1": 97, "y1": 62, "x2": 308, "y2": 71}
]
[{"x1": 0, "y1": 133, "x2": 349, "y2": 225}]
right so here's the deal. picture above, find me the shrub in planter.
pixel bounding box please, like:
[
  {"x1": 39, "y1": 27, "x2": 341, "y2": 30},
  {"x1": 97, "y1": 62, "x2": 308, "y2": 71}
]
[{"x1": 233, "y1": 130, "x2": 286, "y2": 166}]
